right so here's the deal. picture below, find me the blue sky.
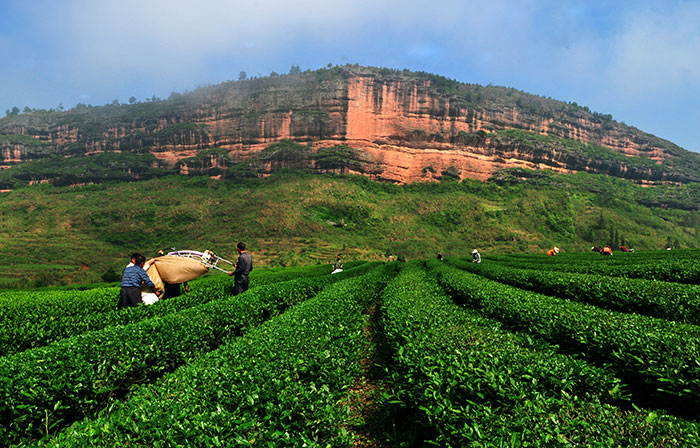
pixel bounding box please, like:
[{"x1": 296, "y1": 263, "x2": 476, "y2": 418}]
[{"x1": 1, "y1": 0, "x2": 699, "y2": 152}]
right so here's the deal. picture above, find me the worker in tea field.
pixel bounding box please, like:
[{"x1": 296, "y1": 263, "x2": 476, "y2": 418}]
[
  {"x1": 228, "y1": 241, "x2": 253, "y2": 295},
  {"x1": 163, "y1": 281, "x2": 189, "y2": 299},
  {"x1": 154, "y1": 248, "x2": 189, "y2": 299},
  {"x1": 332, "y1": 254, "x2": 344, "y2": 274},
  {"x1": 125, "y1": 252, "x2": 139, "y2": 268},
  {"x1": 472, "y1": 249, "x2": 481, "y2": 263},
  {"x1": 547, "y1": 246, "x2": 560, "y2": 256},
  {"x1": 119, "y1": 253, "x2": 159, "y2": 307},
  {"x1": 602, "y1": 245, "x2": 613, "y2": 255}
]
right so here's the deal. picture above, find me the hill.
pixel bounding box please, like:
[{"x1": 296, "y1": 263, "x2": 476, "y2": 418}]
[
  {"x1": 2, "y1": 65, "x2": 700, "y2": 188},
  {"x1": 1, "y1": 170, "x2": 699, "y2": 288},
  {"x1": 3, "y1": 65, "x2": 700, "y2": 288}
]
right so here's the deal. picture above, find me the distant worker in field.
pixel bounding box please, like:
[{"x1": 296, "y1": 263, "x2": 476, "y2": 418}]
[
  {"x1": 332, "y1": 254, "x2": 343, "y2": 274},
  {"x1": 618, "y1": 245, "x2": 630, "y2": 252},
  {"x1": 547, "y1": 247, "x2": 560, "y2": 256},
  {"x1": 472, "y1": 249, "x2": 481, "y2": 263},
  {"x1": 119, "y1": 254, "x2": 158, "y2": 308},
  {"x1": 437, "y1": 253, "x2": 443, "y2": 261},
  {"x1": 228, "y1": 241, "x2": 253, "y2": 295},
  {"x1": 602, "y1": 245, "x2": 613, "y2": 255}
]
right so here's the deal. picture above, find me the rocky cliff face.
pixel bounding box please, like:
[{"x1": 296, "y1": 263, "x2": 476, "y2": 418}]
[{"x1": 1, "y1": 66, "x2": 697, "y2": 185}]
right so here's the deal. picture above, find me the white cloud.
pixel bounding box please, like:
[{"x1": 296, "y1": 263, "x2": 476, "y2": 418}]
[
  {"x1": 18, "y1": 0, "x2": 475, "y2": 83},
  {"x1": 30, "y1": 1, "x2": 514, "y2": 58},
  {"x1": 609, "y1": 3, "x2": 700, "y2": 98}
]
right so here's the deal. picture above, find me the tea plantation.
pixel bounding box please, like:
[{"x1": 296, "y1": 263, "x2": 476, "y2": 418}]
[{"x1": 3, "y1": 251, "x2": 700, "y2": 447}]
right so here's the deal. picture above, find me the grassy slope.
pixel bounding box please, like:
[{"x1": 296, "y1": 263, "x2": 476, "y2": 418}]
[{"x1": 1, "y1": 170, "x2": 699, "y2": 288}]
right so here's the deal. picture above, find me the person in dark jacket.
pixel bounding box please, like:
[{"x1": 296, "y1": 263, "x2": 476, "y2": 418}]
[
  {"x1": 119, "y1": 254, "x2": 158, "y2": 308},
  {"x1": 228, "y1": 242, "x2": 253, "y2": 295},
  {"x1": 163, "y1": 281, "x2": 189, "y2": 299}
]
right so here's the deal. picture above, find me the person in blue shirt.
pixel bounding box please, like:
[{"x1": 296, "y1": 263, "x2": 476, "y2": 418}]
[{"x1": 119, "y1": 253, "x2": 159, "y2": 308}]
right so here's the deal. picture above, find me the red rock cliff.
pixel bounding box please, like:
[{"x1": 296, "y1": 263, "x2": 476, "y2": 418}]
[{"x1": 0, "y1": 66, "x2": 697, "y2": 184}]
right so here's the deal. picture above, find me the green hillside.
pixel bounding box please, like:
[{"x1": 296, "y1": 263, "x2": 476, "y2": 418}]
[{"x1": 2, "y1": 169, "x2": 699, "y2": 289}]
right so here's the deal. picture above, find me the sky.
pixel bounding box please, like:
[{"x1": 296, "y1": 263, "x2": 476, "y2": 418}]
[{"x1": 1, "y1": 0, "x2": 699, "y2": 152}]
